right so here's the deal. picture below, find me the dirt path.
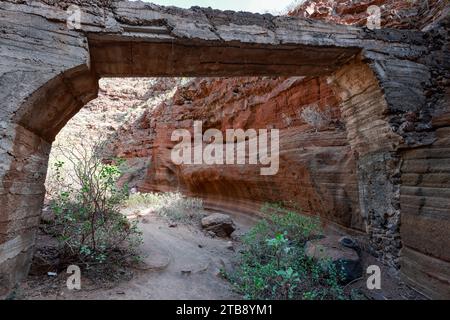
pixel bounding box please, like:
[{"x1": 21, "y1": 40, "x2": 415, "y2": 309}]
[
  {"x1": 15, "y1": 209, "x2": 426, "y2": 300},
  {"x1": 18, "y1": 212, "x2": 255, "y2": 300}
]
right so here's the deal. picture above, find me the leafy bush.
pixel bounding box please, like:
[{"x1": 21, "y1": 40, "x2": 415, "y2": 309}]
[
  {"x1": 228, "y1": 203, "x2": 347, "y2": 300},
  {"x1": 47, "y1": 139, "x2": 142, "y2": 265},
  {"x1": 125, "y1": 192, "x2": 205, "y2": 224}
]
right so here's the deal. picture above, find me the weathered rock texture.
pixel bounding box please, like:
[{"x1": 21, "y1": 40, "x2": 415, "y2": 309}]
[
  {"x1": 114, "y1": 76, "x2": 363, "y2": 230},
  {"x1": 305, "y1": 235, "x2": 362, "y2": 282},
  {"x1": 47, "y1": 77, "x2": 183, "y2": 193},
  {"x1": 291, "y1": 0, "x2": 450, "y2": 298},
  {"x1": 201, "y1": 213, "x2": 236, "y2": 238},
  {"x1": 0, "y1": 0, "x2": 448, "y2": 298},
  {"x1": 290, "y1": 0, "x2": 448, "y2": 30},
  {"x1": 398, "y1": 16, "x2": 450, "y2": 298}
]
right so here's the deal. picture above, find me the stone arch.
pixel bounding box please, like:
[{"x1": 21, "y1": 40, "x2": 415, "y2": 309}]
[
  {"x1": 0, "y1": 64, "x2": 99, "y2": 292},
  {"x1": 1, "y1": 0, "x2": 447, "y2": 298}
]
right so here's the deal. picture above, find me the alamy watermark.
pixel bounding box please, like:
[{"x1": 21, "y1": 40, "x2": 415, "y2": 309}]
[
  {"x1": 66, "y1": 5, "x2": 82, "y2": 30},
  {"x1": 302, "y1": 1, "x2": 382, "y2": 30},
  {"x1": 66, "y1": 265, "x2": 81, "y2": 290},
  {"x1": 366, "y1": 265, "x2": 381, "y2": 290},
  {"x1": 171, "y1": 121, "x2": 279, "y2": 176},
  {"x1": 367, "y1": 5, "x2": 381, "y2": 30}
]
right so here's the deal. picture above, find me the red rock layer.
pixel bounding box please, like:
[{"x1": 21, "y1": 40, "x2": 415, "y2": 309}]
[
  {"x1": 289, "y1": 0, "x2": 446, "y2": 30},
  {"x1": 111, "y1": 76, "x2": 363, "y2": 231},
  {"x1": 110, "y1": 0, "x2": 444, "y2": 231},
  {"x1": 108, "y1": 0, "x2": 446, "y2": 234},
  {"x1": 104, "y1": 1, "x2": 449, "y2": 297}
]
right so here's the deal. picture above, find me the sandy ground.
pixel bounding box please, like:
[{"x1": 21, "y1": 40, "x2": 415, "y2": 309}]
[
  {"x1": 16, "y1": 212, "x2": 256, "y2": 300},
  {"x1": 13, "y1": 210, "x2": 425, "y2": 300}
]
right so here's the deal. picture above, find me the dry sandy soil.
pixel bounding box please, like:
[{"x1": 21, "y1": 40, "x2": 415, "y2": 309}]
[
  {"x1": 15, "y1": 211, "x2": 257, "y2": 300},
  {"x1": 13, "y1": 210, "x2": 424, "y2": 300}
]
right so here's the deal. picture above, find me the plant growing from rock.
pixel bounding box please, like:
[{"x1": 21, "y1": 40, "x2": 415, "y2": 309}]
[{"x1": 46, "y1": 138, "x2": 142, "y2": 266}]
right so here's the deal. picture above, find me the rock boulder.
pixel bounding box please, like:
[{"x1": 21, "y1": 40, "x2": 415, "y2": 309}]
[
  {"x1": 201, "y1": 213, "x2": 236, "y2": 238},
  {"x1": 305, "y1": 235, "x2": 362, "y2": 283}
]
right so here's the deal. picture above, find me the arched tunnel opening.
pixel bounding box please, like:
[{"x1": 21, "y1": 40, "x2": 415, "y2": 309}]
[{"x1": 0, "y1": 0, "x2": 449, "y2": 301}]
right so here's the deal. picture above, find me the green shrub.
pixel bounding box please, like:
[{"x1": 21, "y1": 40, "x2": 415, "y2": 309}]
[
  {"x1": 228, "y1": 203, "x2": 347, "y2": 300},
  {"x1": 47, "y1": 140, "x2": 142, "y2": 266},
  {"x1": 261, "y1": 202, "x2": 323, "y2": 245}
]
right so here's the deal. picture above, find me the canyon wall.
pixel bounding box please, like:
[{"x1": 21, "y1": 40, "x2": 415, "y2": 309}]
[
  {"x1": 290, "y1": 0, "x2": 448, "y2": 30},
  {"x1": 291, "y1": 0, "x2": 450, "y2": 298},
  {"x1": 48, "y1": 77, "x2": 183, "y2": 194},
  {"x1": 111, "y1": 76, "x2": 364, "y2": 231},
  {"x1": 398, "y1": 16, "x2": 450, "y2": 298},
  {"x1": 107, "y1": 1, "x2": 450, "y2": 298}
]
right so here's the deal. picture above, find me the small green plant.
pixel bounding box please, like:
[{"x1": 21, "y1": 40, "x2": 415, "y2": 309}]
[{"x1": 228, "y1": 203, "x2": 347, "y2": 300}]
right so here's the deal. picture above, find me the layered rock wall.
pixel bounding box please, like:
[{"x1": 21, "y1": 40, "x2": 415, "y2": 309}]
[
  {"x1": 108, "y1": 1, "x2": 449, "y2": 298},
  {"x1": 290, "y1": 0, "x2": 448, "y2": 30},
  {"x1": 398, "y1": 17, "x2": 450, "y2": 298},
  {"x1": 116, "y1": 76, "x2": 363, "y2": 231}
]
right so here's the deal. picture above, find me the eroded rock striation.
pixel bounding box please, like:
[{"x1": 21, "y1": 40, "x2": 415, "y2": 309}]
[
  {"x1": 113, "y1": 76, "x2": 362, "y2": 229},
  {"x1": 0, "y1": 0, "x2": 448, "y2": 298},
  {"x1": 108, "y1": 1, "x2": 449, "y2": 299},
  {"x1": 290, "y1": 0, "x2": 448, "y2": 30}
]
